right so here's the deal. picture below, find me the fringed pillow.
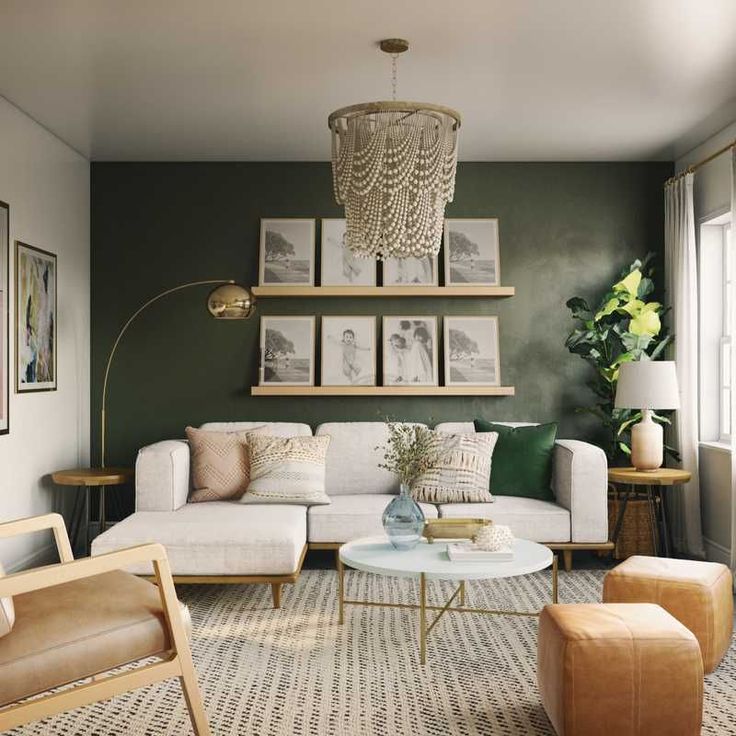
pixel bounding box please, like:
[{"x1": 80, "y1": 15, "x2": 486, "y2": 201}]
[{"x1": 411, "y1": 432, "x2": 498, "y2": 504}]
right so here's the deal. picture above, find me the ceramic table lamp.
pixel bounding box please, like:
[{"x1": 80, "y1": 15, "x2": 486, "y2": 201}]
[{"x1": 614, "y1": 360, "x2": 680, "y2": 471}]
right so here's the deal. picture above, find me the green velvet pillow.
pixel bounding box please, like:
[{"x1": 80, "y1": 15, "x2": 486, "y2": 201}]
[{"x1": 473, "y1": 419, "x2": 558, "y2": 501}]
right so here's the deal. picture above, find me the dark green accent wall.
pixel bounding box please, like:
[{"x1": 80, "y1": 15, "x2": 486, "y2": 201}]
[{"x1": 91, "y1": 161, "x2": 671, "y2": 514}]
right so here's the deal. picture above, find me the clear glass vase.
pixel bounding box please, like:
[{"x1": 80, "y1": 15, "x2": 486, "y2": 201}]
[{"x1": 382, "y1": 482, "x2": 426, "y2": 550}]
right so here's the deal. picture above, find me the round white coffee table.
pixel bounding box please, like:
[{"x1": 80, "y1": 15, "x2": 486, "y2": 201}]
[{"x1": 338, "y1": 536, "x2": 558, "y2": 665}]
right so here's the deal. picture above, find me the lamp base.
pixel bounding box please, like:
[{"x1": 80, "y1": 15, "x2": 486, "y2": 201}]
[{"x1": 630, "y1": 409, "x2": 663, "y2": 471}]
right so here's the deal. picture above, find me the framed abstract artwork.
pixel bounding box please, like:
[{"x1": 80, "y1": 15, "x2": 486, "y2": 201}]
[
  {"x1": 321, "y1": 315, "x2": 376, "y2": 386},
  {"x1": 320, "y1": 218, "x2": 376, "y2": 286},
  {"x1": 444, "y1": 218, "x2": 500, "y2": 286},
  {"x1": 0, "y1": 201, "x2": 8, "y2": 432},
  {"x1": 382, "y1": 316, "x2": 438, "y2": 386},
  {"x1": 444, "y1": 316, "x2": 501, "y2": 386},
  {"x1": 16, "y1": 241, "x2": 57, "y2": 392},
  {"x1": 258, "y1": 218, "x2": 315, "y2": 286},
  {"x1": 259, "y1": 315, "x2": 315, "y2": 386}
]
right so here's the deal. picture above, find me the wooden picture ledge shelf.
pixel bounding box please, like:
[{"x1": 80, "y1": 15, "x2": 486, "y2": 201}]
[
  {"x1": 251, "y1": 285, "x2": 515, "y2": 298},
  {"x1": 251, "y1": 386, "x2": 515, "y2": 397}
]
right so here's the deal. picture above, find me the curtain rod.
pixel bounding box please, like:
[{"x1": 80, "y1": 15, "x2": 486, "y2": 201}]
[{"x1": 664, "y1": 138, "x2": 735, "y2": 186}]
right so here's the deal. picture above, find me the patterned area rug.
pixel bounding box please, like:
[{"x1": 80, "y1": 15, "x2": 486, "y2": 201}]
[{"x1": 9, "y1": 569, "x2": 736, "y2": 735}]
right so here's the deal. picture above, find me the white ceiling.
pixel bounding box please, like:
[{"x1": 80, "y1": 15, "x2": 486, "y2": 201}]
[{"x1": 1, "y1": 0, "x2": 735, "y2": 162}]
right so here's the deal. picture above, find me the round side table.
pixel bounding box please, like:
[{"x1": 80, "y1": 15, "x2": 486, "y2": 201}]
[
  {"x1": 607, "y1": 467, "x2": 691, "y2": 558},
  {"x1": 51, "y1": 467, "x2": 133, "y2": 554}
]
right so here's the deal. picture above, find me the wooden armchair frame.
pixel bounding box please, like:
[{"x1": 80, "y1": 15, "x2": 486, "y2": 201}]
[{"x1": 0, "y1": 514, "x2": 210, "y2": 735}]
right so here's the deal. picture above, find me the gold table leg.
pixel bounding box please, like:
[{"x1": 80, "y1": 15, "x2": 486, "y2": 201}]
[
  {"x1": 552, "y1": 554, "x2": 558, "y2": 604},
  {"x1": 419, "y1": 573, "x2": 427, "y2": 665},
  {"x1": 459, "y1": 580, "x2": 466, "y2": 607}
]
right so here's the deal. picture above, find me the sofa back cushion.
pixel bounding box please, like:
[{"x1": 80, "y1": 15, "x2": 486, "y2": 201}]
[
  {"x1": 0, "y1": 562, "x2": 15, "y2": 638},
  {"x1": 201, "y1": 422, "x2": 312, "y2": 437},
  {"x1": 316, "y1": 422, "x2": 428, "y2": 495}
]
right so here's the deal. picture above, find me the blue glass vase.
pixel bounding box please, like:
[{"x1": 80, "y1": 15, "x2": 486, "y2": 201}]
[{"x1": 382, "y1": 482, "x2": 426, "y2": 550}]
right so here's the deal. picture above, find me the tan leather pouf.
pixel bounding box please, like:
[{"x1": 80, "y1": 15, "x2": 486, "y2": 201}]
[
  {"x1": 603, "y1": 555, "x2": 734, "y2": 673},
  {"x1": 538, "y1": 603, "x2": 703, "y2": 736}
]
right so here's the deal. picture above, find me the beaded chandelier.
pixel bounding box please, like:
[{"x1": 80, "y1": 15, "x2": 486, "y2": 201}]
[{"x1": 328, "y1": 39, "x2": 461, "y2": 259}]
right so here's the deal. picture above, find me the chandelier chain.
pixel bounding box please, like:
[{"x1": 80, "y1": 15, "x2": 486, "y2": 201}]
[{"x1": 391, "y1": 53, "x2": 398, "y2": 101}]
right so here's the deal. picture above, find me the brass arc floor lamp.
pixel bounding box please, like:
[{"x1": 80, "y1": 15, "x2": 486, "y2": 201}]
[{"x1": 52, "y1": 279, "x2": 255, "y2": 553}]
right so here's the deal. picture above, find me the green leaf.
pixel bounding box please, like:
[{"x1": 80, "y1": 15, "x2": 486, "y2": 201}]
[
  {"x1": 566, "y1": 297, "x2": 591, "y2": 319},
  {"x1": 629, "y1": 309, "x2": 661, "y2": 337},
  {"x1": 613, "y1": 269, "x2": 642, "y2": 297},
  {"x1": 617, "y1": 412, "x2": 643, "y2": 435},
  {"x1": 619, "y1": 442, "x2": 632, "y2": 456},
  {"x1": 649, "y1": 334, "x2": 671, "y2": 360},
  {"x1": 620, "y1": 298, "x2": 645, "y2": 316},
  {"x1": 594, "y1": 297, "x2": 621, "y2": 322}
]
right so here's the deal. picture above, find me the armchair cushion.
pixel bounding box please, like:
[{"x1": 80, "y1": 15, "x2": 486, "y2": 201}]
[
  {"x1": 0, "y1": 563, "x2": 14, "y2": 638},
  {"x1": 0, "y1": 569, "x2": 189, "y2": 707}
]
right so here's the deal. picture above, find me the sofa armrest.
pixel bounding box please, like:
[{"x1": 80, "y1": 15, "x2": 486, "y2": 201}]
[
  {"x1": 552, "y1": 440, "x2": 608, "y2": 543},
  {"x1": 136, "y1": 440, "x2": 190, "y2": 512}
]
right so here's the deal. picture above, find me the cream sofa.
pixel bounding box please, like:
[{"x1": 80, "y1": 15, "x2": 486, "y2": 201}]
[{"x1": 92, "y1": 421, "x2": 609, "y2": 607}]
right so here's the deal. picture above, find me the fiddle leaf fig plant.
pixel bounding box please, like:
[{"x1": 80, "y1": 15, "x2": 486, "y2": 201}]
[{"x1": 565, "y1": 254, "x2": 678, "y2": 463}]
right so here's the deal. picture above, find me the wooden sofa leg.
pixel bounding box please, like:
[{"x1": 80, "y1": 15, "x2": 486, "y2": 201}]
[
  {"x1": 563, "y1": 550, "x2": 573, "y2": 572},
  {"x1": 271, "y1": 583, "x2": 282, "y2": 609}
]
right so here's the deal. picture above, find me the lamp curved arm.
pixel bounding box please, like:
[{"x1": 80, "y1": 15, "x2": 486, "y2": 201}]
[{"x1": 100, "y1": 279, "x2": 232, "y2": 467}]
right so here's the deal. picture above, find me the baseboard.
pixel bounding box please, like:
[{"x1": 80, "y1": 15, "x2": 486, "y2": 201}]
[
  {"x1": 702, "y1": 536, "x2": 731, "y2": 565},
  {"x1": 7, "y1": 541, "x2": 58, "y2": 573}
]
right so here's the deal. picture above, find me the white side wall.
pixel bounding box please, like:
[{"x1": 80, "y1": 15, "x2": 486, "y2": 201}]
[
  {"x1": 677, "y1": 120, "x2": 736, "y2": 563},
  {"x1": 0, "y1": 97, "x2": 90, "y2": 570}
]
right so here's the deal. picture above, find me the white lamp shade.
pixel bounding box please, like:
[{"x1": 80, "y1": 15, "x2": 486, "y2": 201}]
[{"x1": 614, "y1": 360, "x2": 680, "y2": 410}]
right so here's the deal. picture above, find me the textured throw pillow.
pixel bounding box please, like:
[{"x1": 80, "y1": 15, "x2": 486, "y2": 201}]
[
  {"x1": 474, "y1": 420, "x2": 558, "y2": 501},
  {"x1": 0, "y1": 562, "x2": 15, "y2": 638},
  {"x1": 242, "y1": 434, "x2": 331, "y2": 505},
  {"x1": 186, "y1": 425, "x2": 266, "y2": 502},
  {"x1": 411, "y1": 432, "x2": 498, "y2": 504}
]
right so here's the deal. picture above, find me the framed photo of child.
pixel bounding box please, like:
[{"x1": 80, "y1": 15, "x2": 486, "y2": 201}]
[
  {"x1": 382, "y1": 316, "x2": 438, "y2": 386},
  {"x1": 259, "y1": 315, "x2": 315, "y2": 386},
  {"x1": 444, "y1": 218, "x2": 500, "y2": 286},
  {"x1": 443, "y1": 316, "x2": 501, "y2": 386},
  {"x1": 320, "y1": 219, "x2": 376, "y2": 286},
  {"x1": 382, "y1": 256, "x2": 438, "y2": 286},
  {"x1": 321, "y1": 316, "x2": 376, "y2": 386},
  {"x1": 259, "y1": 218, "x2": 316, "y2": 286}
]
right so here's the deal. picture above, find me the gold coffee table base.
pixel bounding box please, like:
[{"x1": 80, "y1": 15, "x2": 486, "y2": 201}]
[{"x1": 337, "y1": 554, "x2": 558, "y2": 665}]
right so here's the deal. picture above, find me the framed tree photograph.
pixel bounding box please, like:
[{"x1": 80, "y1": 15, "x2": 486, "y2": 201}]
[
  {"x1": 382, "y1": 316, "x2": 438, "y2": 386},
  {"x1": 259, "y1": 315, "x2": 315, "y2": 386},
  {"x1": 444, "y1": 218, "x2": 500, "y2": 285},
  {"x1": 320, "y1": 219, "x2": 376, "y2": 286},
  {"x1": 321, "y1": 316, "x2": 376, "y2": 386},
  {"x1": 16, "y1": 241, "x2": 57, "y2": 393},
  {"x1": 444, "y1": 316, "x2": 500, "y2": 386},
  {"x1": 0, "y1": 201, "x2": 8, "y2": 431},
  {"x1": 259, "y1": 218, "x2": 315, "y2": 286},
  {"x1": 382, "y1": 255, "x2": 438, "y2": 286}
]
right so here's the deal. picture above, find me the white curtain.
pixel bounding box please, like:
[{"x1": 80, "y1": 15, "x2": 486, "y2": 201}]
[
  {"x1": 664, "y1": 172, "x2": 705, "y2": 558},
  {"x1": 731, "y1": 148, "x2": 736, "y2": 573}
]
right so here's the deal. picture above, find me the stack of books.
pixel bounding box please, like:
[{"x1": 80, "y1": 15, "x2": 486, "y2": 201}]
[{"x1": 446, "y1": 541, "x2": 514, "y2": 562}]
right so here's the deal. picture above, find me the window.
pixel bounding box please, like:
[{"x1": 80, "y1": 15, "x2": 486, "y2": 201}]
[{"x1": 699, "y1": 214, "x2": 732, "y2": 444}]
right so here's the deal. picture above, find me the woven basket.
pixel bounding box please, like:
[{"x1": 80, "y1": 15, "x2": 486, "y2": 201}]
[{"x1": 608, "y1": 497, "x2": 656, "y2": 559}]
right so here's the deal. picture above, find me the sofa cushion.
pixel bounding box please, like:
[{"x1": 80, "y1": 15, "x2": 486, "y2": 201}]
[
  {"x1": 0, "y1": 563, "x2": 14, "y2": 638},
  {"x1": 474, "y1": 419, "x2": 558, "y2": 501},
  {"x1": 186, "y1": 425, "x2": 266, "y2": 502},
  {"x1": 201, "y1": 421, "x2": 312, "y2": 436},
  {"x1": 316, "y1": 422, "x2": 428, "y2": 495},
  {"x1": 92, "y1": 502, "x2": 306, "y2": 576},
  {"x1": 242, "y1": 434, "x2": 331, "y2": 505},
  {"x1": 411, "y1": 432, "x2": 497, "y2": 504},
  {"x1": 434, "y1": 421, "x2": 535, "y2": 434},
  {"x1": 0, "y1": 570, "x2": 190, "y2": 707},
  {"x1": 439, "y1": 496, "x2": 570, "y2": 542},
  {"x1": 308, "y1": 494, "x2": 438, "y2": 543}
]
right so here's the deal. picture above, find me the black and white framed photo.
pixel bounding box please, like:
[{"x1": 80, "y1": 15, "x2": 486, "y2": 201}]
[
  {"x1": 321, "y1": 316, "x2": 376, "y2": 386},
  {"x1": 444, "y1": 219, "x2": 500, "y2": 286},
  {"x1": 0, "y1": 201, "x2": 8, "y2": 431},
  {"x1": 16, "y1": 241, "x2": 57, "y2": 393},
  {"x1": 444, "y1": 316, "x2": 500, "y2": 386},
  {"x1": 320, "y1": 219, "x2": 376, "y2": 286},
  {"x1": 259, "y1": 315, "x2": 315, "y2": 386},
  {"x1": 382, "y1": 256, "x2": 438, "y2": 286},
  {"x1": 259, "y1": 218, "x2": 315, "y2": 286},
  {"x1": 382, "y1": 316, "x2": 438, "y2": 386}
]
